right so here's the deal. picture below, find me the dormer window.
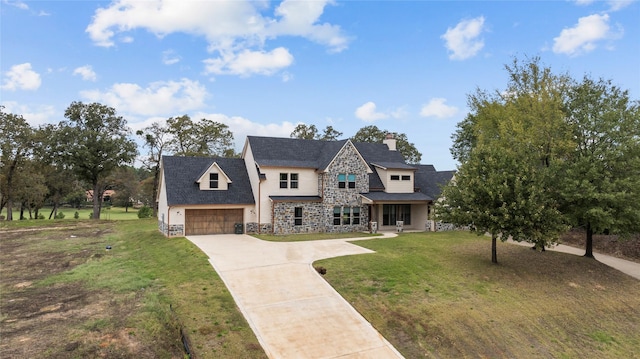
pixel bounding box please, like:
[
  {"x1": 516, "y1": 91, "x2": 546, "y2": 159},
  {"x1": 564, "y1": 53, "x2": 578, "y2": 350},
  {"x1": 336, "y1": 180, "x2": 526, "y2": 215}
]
[{"x1": 209, "y1": 173, "x2": 219, "y2": 189}]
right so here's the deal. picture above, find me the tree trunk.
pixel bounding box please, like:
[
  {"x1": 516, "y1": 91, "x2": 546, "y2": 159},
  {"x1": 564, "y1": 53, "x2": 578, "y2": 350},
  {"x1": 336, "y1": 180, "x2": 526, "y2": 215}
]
[
  {"x1": 491, "y1": 234, "x2": 498, "y2": 264},
  {"x1": 92, "y1": 182, "x2": 101, "y2": 220},
  {"x1": 584, "y1": 222, "x2": 594, "y2": 258}
]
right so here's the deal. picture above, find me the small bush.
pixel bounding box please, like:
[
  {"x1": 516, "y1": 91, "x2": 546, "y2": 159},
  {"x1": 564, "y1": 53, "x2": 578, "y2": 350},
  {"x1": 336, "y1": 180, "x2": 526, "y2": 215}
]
[
  {"x1": 138, "y1": 206, "x2": 153, "y2": 219},
  {"x1": 74, "y1": 211, "x2": 79, "y2": 219},
  {"x1": 55, "y1": 212, "x2": 65, "y2": 219},
  {"x1": 37, "y1": 214, "x2": 45, "y2": 220}
]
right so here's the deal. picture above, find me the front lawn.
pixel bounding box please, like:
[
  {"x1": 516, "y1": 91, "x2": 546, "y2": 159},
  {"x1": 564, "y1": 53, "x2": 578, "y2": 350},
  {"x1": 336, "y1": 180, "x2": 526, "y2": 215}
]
[{"x1": 316, "y1": 231, "x2": 640, "y2": 358}]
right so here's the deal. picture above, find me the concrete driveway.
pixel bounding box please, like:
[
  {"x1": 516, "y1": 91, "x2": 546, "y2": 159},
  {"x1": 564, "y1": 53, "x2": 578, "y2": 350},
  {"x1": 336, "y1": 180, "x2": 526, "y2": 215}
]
[{"x1": 187, "y1": 233, "x2": 404, "y2": 359}]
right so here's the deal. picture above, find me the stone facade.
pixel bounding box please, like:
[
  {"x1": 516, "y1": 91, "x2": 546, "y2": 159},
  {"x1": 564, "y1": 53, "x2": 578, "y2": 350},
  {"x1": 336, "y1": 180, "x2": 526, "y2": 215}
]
[
  {"x1": 271, "y1": 142, "x2": 370, "y2": 235},
  {"x1": 159, "y1": 220, "x2": 184, "y2": 237}
]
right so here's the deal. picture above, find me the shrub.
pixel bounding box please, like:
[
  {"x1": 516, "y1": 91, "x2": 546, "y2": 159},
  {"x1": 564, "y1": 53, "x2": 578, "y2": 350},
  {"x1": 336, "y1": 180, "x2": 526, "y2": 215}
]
[
  {"x1": 74, "y1": 211, "x2": 79, "y2": 219},
  {"x1": 55, "y1": 212, "x2": 65, "y2": 219},
  {"x1": 38, "y1": 214, "x2": 45, "y2": 220},
  {"x1": 138, "y1": 206, "x2": 153, "y2": 219}
]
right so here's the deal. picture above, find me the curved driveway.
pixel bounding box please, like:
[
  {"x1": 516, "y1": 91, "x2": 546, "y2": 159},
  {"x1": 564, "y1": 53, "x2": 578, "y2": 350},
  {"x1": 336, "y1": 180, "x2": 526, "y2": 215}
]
[{"x1": 188, "y1": 233, "x2": 404, "y2": 359}]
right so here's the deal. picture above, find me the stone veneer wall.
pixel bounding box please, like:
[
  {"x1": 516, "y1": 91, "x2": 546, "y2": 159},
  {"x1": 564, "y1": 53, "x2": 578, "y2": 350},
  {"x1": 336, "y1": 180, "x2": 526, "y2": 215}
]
[
  {"x1": 266, "y1": 141, "x2": 374, "y2": 235},
  {"x1": 158, "y1": 220, "x2": 184, "y2": 237},
  {"x1": 273, "y1": 202, "x2": 325, "y2": 234},
  {"x1": 245, "y1": 222, "x2": 272, "y2": 234}
]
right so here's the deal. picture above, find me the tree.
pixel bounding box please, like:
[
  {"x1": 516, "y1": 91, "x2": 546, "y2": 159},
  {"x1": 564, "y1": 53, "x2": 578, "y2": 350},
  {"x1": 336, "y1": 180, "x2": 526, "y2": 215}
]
[
  {"x1": 351, "y1": 125, "x2": 422, "y2": 164},
  {"x1": 55, "y1": 102, "x2": 137, "y2": 220},
  {"x1": 559, "y1": 76, "x2": 640, "y2": 258},
  {"x1": 108, "y1": 166, "x2": 140, "y2": 212},
  {"x1": 136, "y1": 121, "x2": 170, "y2": 216},
  {"x1": 440, "y1": 57, "x2": 572, "y2": 262},
  {"x1": 166, "y1": 115, "x2": 235, "y2": 157},
  {"x1": 290, "y1": 124, "x2": 319, "y2": 140},
  {"x1": 13, "y1": 160, "x2": 48, "y2": 219},
  {"x1": 436, "y1": 145, "x2": 565, "y2": 263},
  {"x1": 290, "y1": 124, "x2": 343, "y2": 141},
  {"x1": 0, "y1": 107, "x2": 34, "y2": 221}
]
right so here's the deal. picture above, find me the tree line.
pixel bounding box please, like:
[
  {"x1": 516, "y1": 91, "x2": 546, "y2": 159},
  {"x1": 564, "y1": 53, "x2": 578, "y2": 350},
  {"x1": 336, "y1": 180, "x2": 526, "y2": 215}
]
[
  {"x1": 436, "y1": 57, "x2": 640, "y2": 263},
  {"x1": 1, "y1": 103, "x2": 422, "y2": 221}
]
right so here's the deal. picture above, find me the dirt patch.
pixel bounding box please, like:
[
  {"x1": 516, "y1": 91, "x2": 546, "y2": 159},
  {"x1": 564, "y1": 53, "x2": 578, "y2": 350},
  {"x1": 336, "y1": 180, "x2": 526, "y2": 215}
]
[
  {"x1": 560, "y1": 229, "x2": 640, "y2": 263},
  {"x1": 0, "y1": 223, "x2": 181, "y2": 358}
]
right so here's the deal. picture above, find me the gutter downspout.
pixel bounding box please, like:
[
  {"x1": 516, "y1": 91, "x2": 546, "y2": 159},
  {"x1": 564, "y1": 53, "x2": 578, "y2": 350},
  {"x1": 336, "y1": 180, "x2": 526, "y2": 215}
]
[{"x1": 167, "y1": 206, "x2": 171, "y2": 237}]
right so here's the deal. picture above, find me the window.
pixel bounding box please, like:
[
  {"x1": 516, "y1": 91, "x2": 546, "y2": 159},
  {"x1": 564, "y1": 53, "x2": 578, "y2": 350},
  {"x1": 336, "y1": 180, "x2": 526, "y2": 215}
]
[
  {"x1": 338, "y1": 174, "x2": 346, "y2": 188},
  {"x1": 342, "y1": 207, "x2": 351, "y2": 225},
  {"x1": 290, "y1": 173, "x2": 299, "y2": 189},
  {"x1": 383, "y1": 204, "x2": 411, "y2": 225},
  {"x1": 353, "y1": 207, "x2": 360, "y2": 225},
  {"x1": 333, "y1": 206, "x2": 360, "y2": 225},
  {"x1": 209, "y1": 173, "x2": 219, "y2": 189},
  {"x1": 402, "y1": 175, "x2": 411, "y2": 181},
  {"x1": 348, "y1": 174, "x2": 356, "y2": 188},
  {"x1": 280, "y1": 173, "x2": 288, "y2": 188},
  {"x1": 390, "y1": 175, "x2": 400, "y2": 181},
  {"x1": 338, "y1": 173, "x2": 356, "y2": 189},
  {"x1": 294, "y1": 207, "x2": 303, "y2": 226}
]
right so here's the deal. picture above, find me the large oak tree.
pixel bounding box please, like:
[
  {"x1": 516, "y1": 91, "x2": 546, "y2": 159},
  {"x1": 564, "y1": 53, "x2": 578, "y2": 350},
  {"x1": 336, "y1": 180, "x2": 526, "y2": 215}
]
[{"x1": 56, "y1": 102, "x2": 137, "y2": 220}]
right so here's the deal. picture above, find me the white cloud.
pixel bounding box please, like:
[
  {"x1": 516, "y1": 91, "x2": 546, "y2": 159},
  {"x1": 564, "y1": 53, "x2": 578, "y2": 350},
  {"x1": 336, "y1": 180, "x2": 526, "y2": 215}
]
[
  {"x1": 203, "y1": 47, "x2": 294, "y2": 77},
  {"x1": 85, "y1": 0, "x2": 349, "y2": 77},
  {"x1": 552, "y1": 14, "x2": 619, "y2": 56},
  {"x1": 2, "y1": 63, "x2": 41, "y2": 91},
  {"x1": 572, "y1": 0, "x2": 634, "y2": 11},
  {"x1": 162, "y1": 49, "x2": 181, "y2": 65},
  {"x1": 420, "y1": 98, "x2": 459, "y2": 119},
  {"x1": 607, "y1": 0, "x2": 635, "y2": 11},
  {"x1": 73, "y1": 65, "x2": 97, "y2": 81},
  {"x1": 441, "y1": 16, "x2": 486, "y2": 60},
  {"x1": 3, "y1": 0, "x2": 28, "y2": 10},
  {"x1": 80, "y1": 78, "x2": 208, "y2": 116},
  {"x1": 355, "y1": 102, "x2": 389, "y2": 122},
  {"x1": 1, "y1": 101, "x2": 56, "y2": 126}
]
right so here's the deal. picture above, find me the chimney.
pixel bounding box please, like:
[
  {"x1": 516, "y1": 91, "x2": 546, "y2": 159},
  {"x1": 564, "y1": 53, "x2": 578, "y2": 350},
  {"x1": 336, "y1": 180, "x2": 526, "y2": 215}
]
[{"x1": 383, "y1": 133, "x2": 397, "y2": 151}]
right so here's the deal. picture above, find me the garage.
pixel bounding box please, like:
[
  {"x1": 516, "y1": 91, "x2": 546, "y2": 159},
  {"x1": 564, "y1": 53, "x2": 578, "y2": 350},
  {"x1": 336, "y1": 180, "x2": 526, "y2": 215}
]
[{"x1": 185, "y1": 209, "x2": 243, "y2": 235}]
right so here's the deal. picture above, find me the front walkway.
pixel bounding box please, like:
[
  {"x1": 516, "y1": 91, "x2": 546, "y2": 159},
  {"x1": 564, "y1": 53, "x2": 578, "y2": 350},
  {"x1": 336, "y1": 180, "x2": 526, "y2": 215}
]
[{"x1": 188, "y1": 233, "x2": 404, "y2": 359}]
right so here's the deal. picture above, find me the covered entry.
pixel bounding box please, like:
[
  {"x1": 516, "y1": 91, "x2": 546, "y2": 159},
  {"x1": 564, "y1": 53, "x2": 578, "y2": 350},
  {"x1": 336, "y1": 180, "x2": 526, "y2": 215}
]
[{"x1": 185, "y1": 209, "x2": 243, "y2": 235}]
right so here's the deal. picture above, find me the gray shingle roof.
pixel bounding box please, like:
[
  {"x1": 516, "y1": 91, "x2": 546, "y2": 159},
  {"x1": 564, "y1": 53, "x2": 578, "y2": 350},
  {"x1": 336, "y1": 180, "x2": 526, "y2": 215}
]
[
  {"x1": 414, "y1": 165, "x2": 455, "y2": 200},
  {"x1": 248, "y1": 136, "x2": 348, "y2": 169},
  {"x1": 162, "y1": 156, "x2": 254, "y2": 206},
  {"x1": 361, "y1": 192, "x2": 432, "y2": 202}
]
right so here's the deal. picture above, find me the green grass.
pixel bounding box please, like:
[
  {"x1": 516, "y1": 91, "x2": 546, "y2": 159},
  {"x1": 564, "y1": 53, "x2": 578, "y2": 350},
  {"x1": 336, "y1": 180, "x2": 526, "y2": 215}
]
[
  {"x1": 316, "y1": 231, "x2": 640, "y2": 358},
  {"x1": 0, "y1": 206, "x2": 141, "y2": 229},
  {"x1": 2, "y1": 220, "x2": 265, "y2": 358}
]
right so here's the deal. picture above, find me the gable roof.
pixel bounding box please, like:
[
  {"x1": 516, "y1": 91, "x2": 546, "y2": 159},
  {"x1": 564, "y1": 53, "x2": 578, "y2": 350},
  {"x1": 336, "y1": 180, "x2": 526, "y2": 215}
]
[
  {"x1": 247, "y1": 136, "x2": 346, "y2": 169},
  {"x1": 246, "y1": 135, "x2": 410, "y2": 171},
  {"x1": 414, "y1": 165, "x2": 456, "y2": 200},
  {"x1": 162, "y1": 156, "x2": 254, "y2": 206}
]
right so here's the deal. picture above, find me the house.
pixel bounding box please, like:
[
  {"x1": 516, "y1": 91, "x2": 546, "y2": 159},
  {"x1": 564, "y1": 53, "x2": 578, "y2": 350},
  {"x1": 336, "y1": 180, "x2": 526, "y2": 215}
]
[
  {"x1": 157, "y1": 135, "x2": 454, "y2": 237},
  {"x1": 86, "y1": 189, "x2": 115, "y2": 203}
]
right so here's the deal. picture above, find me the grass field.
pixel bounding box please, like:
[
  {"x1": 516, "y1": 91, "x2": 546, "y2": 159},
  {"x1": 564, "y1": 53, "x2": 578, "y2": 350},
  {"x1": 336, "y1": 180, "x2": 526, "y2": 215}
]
[
  {"x1": 0, "y1": 206, "x2": 139, "y2": 226},
  {"x1": 2, "y1": 222, "x2": 639, "y2": 358},
  {"x1": 0, "y1": 220, "x2": 265, "y2": 358},
  {"x1": 316, "y1": 232, "x2": 640, "y2": 358}
]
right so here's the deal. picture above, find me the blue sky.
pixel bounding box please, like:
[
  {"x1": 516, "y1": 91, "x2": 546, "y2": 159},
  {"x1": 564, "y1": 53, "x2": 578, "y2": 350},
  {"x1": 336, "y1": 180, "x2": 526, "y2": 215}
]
[{"x1": 2, "y1": 0, "x2": 638, "y2": 170}]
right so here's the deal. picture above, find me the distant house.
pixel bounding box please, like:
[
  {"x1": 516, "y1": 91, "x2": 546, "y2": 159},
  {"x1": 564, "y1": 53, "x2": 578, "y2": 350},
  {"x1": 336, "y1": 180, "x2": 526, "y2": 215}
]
[
  {"x1": 156, "y1": 135, "x2": 454, "y2": 237},
  {"x1": 86, "y1": 189, "x2": 115, "y2": 203}
]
